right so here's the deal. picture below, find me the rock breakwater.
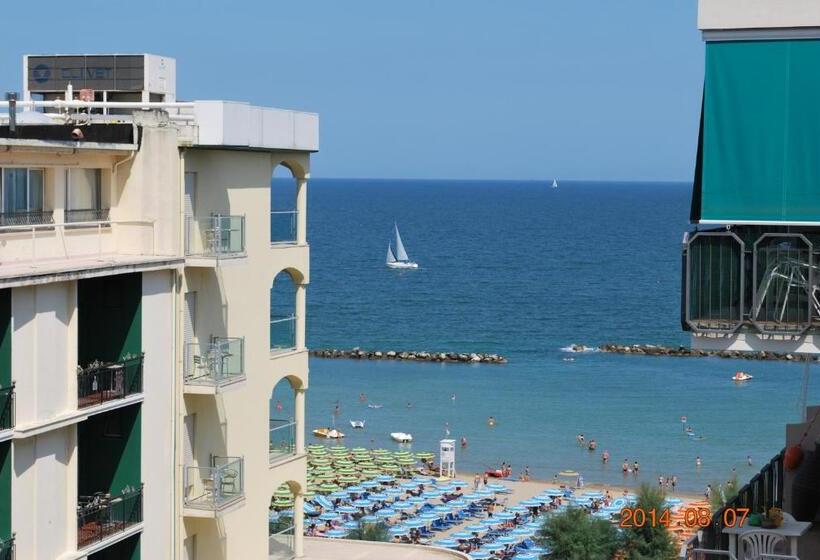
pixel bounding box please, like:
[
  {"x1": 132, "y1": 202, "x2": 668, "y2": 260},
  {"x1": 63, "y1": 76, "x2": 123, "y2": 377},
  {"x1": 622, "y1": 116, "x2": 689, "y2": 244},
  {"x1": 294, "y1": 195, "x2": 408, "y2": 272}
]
[
  {"x1": 310, "y1": 348, "x2": 507, "y2": 364},
  {"x1": 597, "y1": 343, "x2": 814, "y2": 362}
]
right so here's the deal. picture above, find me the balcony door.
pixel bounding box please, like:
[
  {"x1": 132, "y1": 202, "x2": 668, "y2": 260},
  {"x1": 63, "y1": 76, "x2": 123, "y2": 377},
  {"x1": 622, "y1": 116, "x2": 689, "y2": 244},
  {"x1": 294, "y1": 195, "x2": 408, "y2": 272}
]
[
  {"x1": 1, "y1": 168, "x2": 44, "y2": 223},
  {"x1": 66, "y1": 168, "x2": 103, "y2": 222}
]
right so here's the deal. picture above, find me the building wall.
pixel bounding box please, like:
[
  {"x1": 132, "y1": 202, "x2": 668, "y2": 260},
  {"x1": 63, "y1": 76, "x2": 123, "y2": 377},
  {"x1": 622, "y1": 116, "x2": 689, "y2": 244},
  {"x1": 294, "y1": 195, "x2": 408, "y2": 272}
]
[
  {"x1": 699, "y1": 0, "x2": 820, "y2": 31},
  {"x1": 181, "y1": 148, "x2": 309, "y2": 560}
]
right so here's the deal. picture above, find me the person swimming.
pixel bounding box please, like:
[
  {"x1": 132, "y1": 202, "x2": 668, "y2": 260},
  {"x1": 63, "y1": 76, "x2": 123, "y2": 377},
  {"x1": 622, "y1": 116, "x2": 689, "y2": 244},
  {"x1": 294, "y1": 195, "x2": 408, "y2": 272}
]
[
  {"x1": 359, "y1": 392, "x2": 367, "y2": 402},
  {"x1": 588, "y1": 439, "x2": 597, "y2": 451},
  {"x1": 461, "y1": 436, "x2": 468, "y2": 448},
  {"x1": 487, "y1": 416, "x2": 496, "y2": 427},
  {"x1": 602, "y1": 450, "x2": 610, "y2": 463}
]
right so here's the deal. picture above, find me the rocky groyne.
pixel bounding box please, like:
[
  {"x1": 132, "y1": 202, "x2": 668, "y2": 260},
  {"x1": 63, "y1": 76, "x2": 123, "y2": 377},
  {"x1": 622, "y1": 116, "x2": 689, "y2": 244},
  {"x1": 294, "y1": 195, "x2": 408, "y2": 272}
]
[
  {"x1": 310, "y1": 347, "x2": 507, "y2": 364},
  {"x1": 596, "y1": 343, "x2": 815, "y2": 362}
]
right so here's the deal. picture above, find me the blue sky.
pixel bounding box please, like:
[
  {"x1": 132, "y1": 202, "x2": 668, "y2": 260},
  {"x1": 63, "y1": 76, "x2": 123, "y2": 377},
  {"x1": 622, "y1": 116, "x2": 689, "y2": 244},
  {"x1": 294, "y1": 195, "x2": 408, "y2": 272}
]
[{"x1": 1, "y1": 1, "x2": 703, "y2": 181}]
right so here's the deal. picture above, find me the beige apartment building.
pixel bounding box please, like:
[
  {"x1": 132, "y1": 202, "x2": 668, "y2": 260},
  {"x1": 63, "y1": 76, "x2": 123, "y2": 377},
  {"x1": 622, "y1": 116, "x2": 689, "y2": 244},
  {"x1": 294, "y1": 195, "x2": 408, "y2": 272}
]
[{"x1": 0, "y1": 53, "x2": 315, "y2": 560}]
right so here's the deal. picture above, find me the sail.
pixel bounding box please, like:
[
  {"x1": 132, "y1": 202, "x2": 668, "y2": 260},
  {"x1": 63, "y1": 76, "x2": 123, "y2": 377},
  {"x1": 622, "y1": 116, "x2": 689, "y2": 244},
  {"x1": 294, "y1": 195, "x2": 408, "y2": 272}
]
[
  {"x1": 552, "y1": 178, "x2": 558, "y2": 188},
  {"x1": 386, "y1": 242, "x2": 397, "y2": 264},
  {"x1": 394, "y1": 224, "x2": 410, "y2": 262}
]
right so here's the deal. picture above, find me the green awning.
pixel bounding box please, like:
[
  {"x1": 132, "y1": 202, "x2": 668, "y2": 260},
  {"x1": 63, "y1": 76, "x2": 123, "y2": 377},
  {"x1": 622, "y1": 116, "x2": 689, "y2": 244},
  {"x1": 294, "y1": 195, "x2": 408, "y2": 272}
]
[{"x1": 693, "y1": 39, "x2": 820, "y2": 224}]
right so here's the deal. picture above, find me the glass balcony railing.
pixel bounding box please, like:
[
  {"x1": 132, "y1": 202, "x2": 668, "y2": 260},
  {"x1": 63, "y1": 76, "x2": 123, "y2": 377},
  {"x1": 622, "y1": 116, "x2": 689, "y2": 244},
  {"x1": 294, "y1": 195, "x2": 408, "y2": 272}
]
[
  {"x1": 270, "y1": 314, "x2": 296, "y2": 352},
  {"x1": 270, "y1": 210, "x2": 298, "y2": 244},
  {"x1": 77, "y1": 484, "x2": 143, "y2": 550},
  {"x1": 684, "y1": 227, "x2": 820, "y2": 335},
  {"x1": 0, "y1": 536, "x2": 13, "y2": 560},
  {"x1": 185, "y1": 215, "x2": 245, "y2": 258},
  {"x1": 269, "y1": 418, "x2": 296, "y2": 463},
  {"x1": 0, "y1": 384, "x2": 14, "y2": 430},
  {"x1": 184, "y1": 337, "x2": 245, "y2": 387},
  {"x1": 77, "y1": 354, "x2": 144, "y2": 409},
  {"x1": 184, "y1": 456, "x2": 244, "y2": 510},
  {"x1": 269, "y1": 523, "x2": 295, "y2": 558}
]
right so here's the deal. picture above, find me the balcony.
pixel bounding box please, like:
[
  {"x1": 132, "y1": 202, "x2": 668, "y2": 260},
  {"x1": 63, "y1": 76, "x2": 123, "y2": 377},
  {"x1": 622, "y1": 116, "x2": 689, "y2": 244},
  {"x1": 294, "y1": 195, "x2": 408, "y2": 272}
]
[
  {"x1": 77, "y1": 484, "x2": 143, "y2": 550},
  {"x1": 184, "y1": 337, "x2": 245, "y2": 393},
  {"x1": 185, "y1": 215, "x2": 246, "y2": 266},
  {"x1": 77, "y1": 354, "x2": 143, "y2": 410},
  {"x1": 184, "y1": 456, "x2": 244, "y2": 513},
  {"x1": 0, "y1": 536, "x2": 13, "y2": 560},
  {"x1": 683, "y1": 228, "x2": 820, "y2": 336},
  {"x1": 269, "y1": 418, "x2": 296, "y2": 464},
  {"x1": 270, "y1": 314, "x2": 296, "y2": 353},
  {"x1": 0, "y1": 219, "x2": 164, "y2": 285},
  {"x1": 64, "y1": 208, "x2": 111, "y2": 223},
  {"x1": 0, "y1": 384, "x2": 14, "y2": 432},
  {"x1": 270, "y1": 210, "x2": 298, "y2": 245}
]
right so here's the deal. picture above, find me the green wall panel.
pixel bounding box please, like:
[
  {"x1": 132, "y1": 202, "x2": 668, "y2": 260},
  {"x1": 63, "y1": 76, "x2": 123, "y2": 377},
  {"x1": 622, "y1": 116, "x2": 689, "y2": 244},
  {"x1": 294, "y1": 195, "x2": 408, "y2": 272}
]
[
  {"x1": 88, "y1": 534, "x2": 140, "y2": 560},
  {"x1": 0, "y1": 441, "x2": 10, "y2": 541},
  {"x1": 701, "y1": 40, "x2": 820, "y2": 222},
  {"x1": 78, "y1": 273, "x2": 141, "y2": 367},
  {"x1": 78, "y1": 405, "x2": 141, "y2": 496},
  {"x1": 0, "y1": 290, "x2": 10, "y2": 388}
]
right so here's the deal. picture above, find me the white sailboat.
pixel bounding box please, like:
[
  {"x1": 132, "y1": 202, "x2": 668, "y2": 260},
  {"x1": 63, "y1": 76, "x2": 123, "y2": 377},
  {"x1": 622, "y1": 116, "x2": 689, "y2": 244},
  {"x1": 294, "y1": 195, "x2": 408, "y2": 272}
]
[
  {"x1": 552, "y1": 178, "x2": 559, "y2": 189},
  {"x1": 386, "y1": 223, "x2": 418, "y2": 269}
]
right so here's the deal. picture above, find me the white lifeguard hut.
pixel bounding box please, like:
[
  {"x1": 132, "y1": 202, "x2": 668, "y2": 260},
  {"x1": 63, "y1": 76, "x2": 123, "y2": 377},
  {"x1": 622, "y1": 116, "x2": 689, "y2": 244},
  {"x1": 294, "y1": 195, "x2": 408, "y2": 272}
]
[{"x1": 439, "y1": 439, "x2": 456, "y2": 478}]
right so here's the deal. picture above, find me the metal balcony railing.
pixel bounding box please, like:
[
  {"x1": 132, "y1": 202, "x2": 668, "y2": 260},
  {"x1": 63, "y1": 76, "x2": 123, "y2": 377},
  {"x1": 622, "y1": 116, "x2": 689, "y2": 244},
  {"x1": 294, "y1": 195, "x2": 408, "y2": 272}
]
[
  {"x1": 185, "y1": 215, "x2": 246, "y2": 258},
  {"x1": 269, "y1": 418, "x2": 296, "y2": 463},
  {"x1": 77, "y1": 484, "x2": 143, "y2": 550},
  {"x1": 184, "y1": 456, "x2": 244, "y2": 510},
  {"x1": 77, "y1": 354, "x2": 144, "y2": 409},
  {"x1": 0, "y1": 210, "x2": 53, "y2": 226},
  {"x1": 0, "y1": 536, "x2": 13, "y2": 560},
  {"x1": 270, "y1": 314, "x2": 296, "y2": 352},
  {"x1": 184, "y1": 337, "x2": 245, "y2": 387},
  {"x1": 0, "y1": 384, "x2": 14, "y2": 430},
  {"x1": 268, "y1": 524, "x2": 296, "y2": 557},
  {"x1": 65, "y1": 208, "x2": 110, "y2": 223},
  {"x1": 270, "y1": 210, "x2": 298, "y2": 244}
]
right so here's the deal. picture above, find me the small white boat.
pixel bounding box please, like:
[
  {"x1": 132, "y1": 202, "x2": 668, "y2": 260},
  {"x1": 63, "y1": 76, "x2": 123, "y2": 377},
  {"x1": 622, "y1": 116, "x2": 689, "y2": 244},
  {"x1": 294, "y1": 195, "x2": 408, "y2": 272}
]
[
  {"x1": 386, "y1": 223, "x2": 418, "y2": 269},
  {"x1": 552, "y1": 178, "x2": 559, "y2": 189},
  {"x1": 350, "y1": 420, "x2": 365, "y2": 429},
  {"x1": 313, "y1": 427, "x2": 345, "y2": 439},
  {"x1": 368, "y1": 404, "x2": 384, "y2": 409},
  {"x1": 390, "y1": 432, "x2": 413, "y2": 443},
  {"x1": 732, "y1": 371, "x2": 753, "y2": 382}
]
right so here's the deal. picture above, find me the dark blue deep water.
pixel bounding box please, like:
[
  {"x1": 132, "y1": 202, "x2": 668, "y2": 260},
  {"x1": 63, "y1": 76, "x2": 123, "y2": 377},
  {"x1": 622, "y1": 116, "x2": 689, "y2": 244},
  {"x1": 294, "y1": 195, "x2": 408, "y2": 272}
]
[{"x1": 280, "y1": 179, "x2": 819, "y2": 493}]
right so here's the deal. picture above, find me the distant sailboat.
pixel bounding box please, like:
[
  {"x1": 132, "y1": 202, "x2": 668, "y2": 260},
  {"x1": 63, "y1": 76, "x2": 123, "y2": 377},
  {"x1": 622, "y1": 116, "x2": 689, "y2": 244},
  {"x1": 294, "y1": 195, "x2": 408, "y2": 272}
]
[
  {"x1": 552, "y1": 178, "x2": 559, "y2": 189},
  {"x1": 386, "y1": 223, "x2": 418, "y2": 269}
]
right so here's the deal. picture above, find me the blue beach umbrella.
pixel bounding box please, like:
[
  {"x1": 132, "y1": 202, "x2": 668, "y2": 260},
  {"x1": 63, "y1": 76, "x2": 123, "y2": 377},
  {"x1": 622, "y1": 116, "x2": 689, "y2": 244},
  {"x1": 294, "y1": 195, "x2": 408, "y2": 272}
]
[
  {"x1": 511, "y1": 528, "x2": 534, "y2": 537},
  {"x1": 422, "y1": 490, "x2": 442, "y2": 499},
  {"x1": 434, "y1": 538, "x2": 459, "y2": 548},
  {"x1": 352, "y1": 499, "x2": 372, "y2": 508},
  {"x1": 525, "y1": 521, "x2": 542, "y2": 531},
  {"x1": 480, "y1": 518, "x2": 502, "y2": 527},
  {"x1": 360, "y1": 515, "x2": 379, "y2": 523},
  {"x1": 342, "y1": 521, "x2": 359, "y2": 530},
  {"x1": 520, "y1": 499, "x2": 541, "y2": 508},
  {"x1": 369, "y1": 492, "x2": 388, "y2": 501},
  {"x1": 361, "y1": 480, "x2": 379, "y2": 488},
  {"x1": 413, "y1": 476, "x2": 435, "y2": 485},
  {"x1": 393, "y1": 501, "x2": 413, "y2": 510},
  {"x1": 507, "y1": 506, "x2": 528, "y2": 514},
  {"x1": 385, "y1": 487, "x2": 403, "y2": 496},
  {"x1": 465, "y1": 524, "x2": 486, "y2": 533},
  {"x1": 494, "y1": 511, "x2": 515, "y2": 520},
  {"x1": 419, "y1": 512, "x2": 440, "y2": 522},
  {"x1": 482, "y1": 543, "x2": 505, "y2": 552},
  {"x1": 376, "y1": 508, "x2": 397, "y2": 518},
  {"x1": 408, "y1": 496, "x2": 426, "y2": 505},
  {"x1": 469, "y1": 552, "x2": 490, "y2": 559},
  {"x1": 496, "y1": 536, "x2": 516, "y2": 545},
  {"x1": 436, "y1": 483, "x2": 456, "y2": 492},
  {"x1": 450, "y1": 479, "x2": 468, "y2": 486},
  {"x1": 337, "y1": 505, "x2": 358, "y2": 514},
  {"x1": 389, "y1": 526, "x2": 409, "y2": 536},
  {"x1": 404, "y1": 519, "x2": 426, "y2": 529},
  {"x1": 376, "y1": 475, "x2": 394, "y2": 483},
  {"x1": 347, "y1": 485, "x2": 365, "y2": 493},
  {"x1": 486, "y1": 483, "x2": 508, "y2": 492},
  {"x1": 319, "y1": 512, "x2": 339, "y2": 521},
  {"x1": 329, "y1": 491, "x2": 349, "y2": 500},
  {"x1": 432, "y1": 505, "x2": 452, "y2": 515},
  {"x1": 515, "y1": 554, "x2": 538, "y2": 560},
  {"x1": 462, "y1": 493, "x2": 481, "y2": 502},
  {"x1": 452, "y1": 531, "x2": 473, "y2": 539},
  {"x1": 534, "y1": 495, "x2": 552, "y2": 503},
  {"x1": 400, "y1": 482, "x2": 419, "y2": 490},
  {"x1": 448, "y1": 499, "x2": 467, "y2": 508},
  {"x1": 325, "y1": 529, "x2": 347, "y2": 538},
  {"x1": 476, "y1": 489, "x2": 493, "y2": 497}
]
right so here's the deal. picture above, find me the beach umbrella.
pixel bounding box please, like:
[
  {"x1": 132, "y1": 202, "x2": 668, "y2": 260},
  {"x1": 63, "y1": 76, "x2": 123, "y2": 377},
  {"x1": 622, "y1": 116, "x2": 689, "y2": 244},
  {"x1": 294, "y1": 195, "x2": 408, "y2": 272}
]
[
  {"x1": 352, "y1": 499, "x2": 373, "y2": 508},
  {"x1": 274, "y1": 486, "x2": 293, "y2": 498},
  {"x1": 393, "y1": 501, "x2": 413, "y2": 511},
  {"x1": 482, "y1": 543, "x2": 505, "y2": 552},
  {"x1": 369, "y1": 493, "x2": 388, "y2": 501},
  {"x1": 397, "y1": 457, "x2": 416, "y2": 465},
  {"x1": 451, "y1": 531, "x2": 473, "y2": 540},
  {"x1": 469, "y1": 552, "x2": 490, "y2": 559},
  {"x1": 525, "y1": 521, "x2": 542, "y2": 531},
  {"x1": 372, "y1": 449, "x2": 390, "y2": 455},
  {"x1": 514, "y1": 554, "x2": 538, "y2": 560},
  {"x1": 311, "y1": 457, "x2": 332, "y2": 465},
  {"x1": 316, "y1": 473, "x2": 336, "y2": 481},
  {"x1": 384, "y1": 487, "x2": 403, "y2": 496},
  {"x1": 450, "y1": 479, "x2": 468, "y2": 486},
  {"x1": 447, "y1": 499, "x2": 467, "y2": 509},
  {"x1": 465, "y1": 524, "x2": 486, "y2": 533},
  {"x1": 325, "y1": 529, "x2": 347, "y2": 538},
  {"x1": 318, "y1": 483, "x2": 341, "y2": 493},
  {"x1": 496, "y1": 536, "x2": 516, "y2": 545},
  {"x1": 329, "y1": 491, "x2": 349, "y2": 499},
  {"x1": 307, "y1": 444, "x2": 326, "y2": 451},
  {"x1": 337, "y1": 506, "x2": 358, "y2": 514},
  {"x1": 494, "y1": 511, "x2": 515, "y2": 520},
  {"x1": 422, "y1": 490, "x2": 442, "y2": 500},
  {"x1": 338, "y1": 476, "x2": 359, "y2": 484},
  {"x1": 400, "y1": 482, "x2": 419, "y2": 490},
  {"x1": 462, "y1": 493, "x2": 481, "y2": 502},
  {"x1": 362, "y1": 469, "x2": 381, "y2": 477},
  {"x1": 389, "y1": 526, "x2": 409, "y2": 537},
  {"x1": 434, "y1": 539, "x2": 459, "y2": 548},
  {"x1": 404, "y1": 519, "x2": 426, "y2": 529},
  {"x1": 376, "y1": 475, "x2": 394, "y2": 483},
  {"x1": 352, "y1": 447, "x2": 367, "y2": 452},
  {"x1": 511, "y1": 528, "x2": 535, "y2": 538},
  {"x1": 419, "y1": 512, "x2": 441, "y2": 522},
  {"x1": 407, "y1": 497, "x2": 426, "y2": 505},
  {"x1": 416, "y1": 452, "x2": 434, "y2": 459},
  {"x1": 359, "y1": 515, "x2": 379, "y2": 523},
  {"x1": 313, "y1": 464, "x2": 333, "y2": 471},
  {"x1": 336, "y1": 467, "x2": 357, "y2": 475},
  {"x1": 272, "y1": 499, "x2": 293, "y2": 509},
  {"x1": 382, "y1": 464, "x2": 401, "y2": 472},
  {"x1": 432, "y1": 505, "x2": 452, "y2": 515},
  {"x1": 376, "y1": 508, "x2": 397, "y2": 518},
  {"x1": 319, "y1": 512, "x2": 340, "y2": 521},
  {"x1": 533, "y1": 495, "x2": 553, "y2": 504},
  {"x1": 346, "y1": 485, "x2": 364, "y2": 493},
  {"x1": 520, "y1": 499, "x2": 541, "y2": 508},
  {"x1": 480, "y1": 518, "x2": 502, "y2": 527},
  {"x1": 413, "y1": 476, "x2": 435, "y2": 485},
  {"x1": 476, "y1": 489, "x2": 493, "y2": 497},
  {"x1": 486, "y1": 483, "x2": 508, "y2": 493},
  {"x1": 342, "y1": 521, "x2": 359, "y2": 531},
  {"x1": 303, "y1": 490, "x2": 316, "y2": 499},
  {"x1": 361, "y1": 480, "x2": 379, "y2": 488}
]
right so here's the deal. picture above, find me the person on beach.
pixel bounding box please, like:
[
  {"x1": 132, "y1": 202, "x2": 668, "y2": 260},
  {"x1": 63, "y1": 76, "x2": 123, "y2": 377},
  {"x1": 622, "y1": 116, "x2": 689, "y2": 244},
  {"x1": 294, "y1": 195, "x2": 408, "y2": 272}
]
[
  {"x1": 461, "y1": 436, "x2": 468, "y2": 448},
  {"x1": 622, "y1": 459, "x2": 629, "y2": 473},
  {"x1": 633, "y1": 461, "x2": 640, "y2": 474},
  {"x1": 577, "y1": 473, "x2": 584, "y2": 488},
  {"x1": 747, "y1": 455, "x2": 752, "y2": 466},
  {"x1": 483, "y1": 472, "x2": 489, "y2": 487},
  {"x1": 359, "y1": 392, "x2": 366, "y2": 402},
  {"x1": 658, "y1": 475, "x2": 664, "y2": 488},
  {"x1": 696, "y1": 456, "x2": 702, "y2": 468},
  {"x1": 522, "y1": 466, "x2": 530, "y2": 481},
  {"x1": 602, "y1": 450, "x2": 610, "y2": 463},
  {"x1": 473, "y1": 473, "x2": 480, "y2": 491},
  {"x1": 275, "y1": 400, "x2": 283, "y2": 413},
  {"x1": 705, "y1": 484, "x2": 712, "y2": 500},
  {"x1": 671, "y1": 475, "x2": 677, "y2": 492}
]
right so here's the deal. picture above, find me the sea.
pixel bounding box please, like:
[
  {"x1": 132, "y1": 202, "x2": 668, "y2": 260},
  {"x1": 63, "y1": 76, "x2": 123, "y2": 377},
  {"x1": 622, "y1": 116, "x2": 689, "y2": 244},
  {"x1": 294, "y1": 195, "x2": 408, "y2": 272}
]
[{"x1": 272, "y1": 178, "x2": 820, "y2": 494}]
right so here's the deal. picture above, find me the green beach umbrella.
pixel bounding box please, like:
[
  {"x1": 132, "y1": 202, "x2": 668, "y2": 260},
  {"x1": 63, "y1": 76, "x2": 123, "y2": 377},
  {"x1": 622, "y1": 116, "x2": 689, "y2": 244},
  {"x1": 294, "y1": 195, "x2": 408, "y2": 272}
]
[
  {"x1": 318, "y1": 483, "x2": 341, "y2": 493},
  {"x1": 416, "y1": 452, "x2": 434, "y2": 460},
  {"x1": 352, "y1": 447, "x2": 367, "y2": 453},
  {"x1": 339, "y1": 475, "x2": 359, "y2": 484},
  {"x1": 316, "y1": 472, "x2": 336, "y2": 480}
]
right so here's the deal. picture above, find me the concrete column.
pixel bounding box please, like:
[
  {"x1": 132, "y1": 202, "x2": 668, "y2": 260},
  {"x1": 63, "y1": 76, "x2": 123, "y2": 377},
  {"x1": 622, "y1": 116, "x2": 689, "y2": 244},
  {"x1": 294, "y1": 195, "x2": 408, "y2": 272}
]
[
  {"x1": 295, "y1": 388, "x2": 305, "y2": 455},
  {"x1": 294, "y1": 491, "x2": 305, "y2": 557},
  {"x1": 296, "y1": 178, "x2": 307, "y2": 245},
  {"x1": 295, "y1": 284, "x2": 306, "y2": 350}
]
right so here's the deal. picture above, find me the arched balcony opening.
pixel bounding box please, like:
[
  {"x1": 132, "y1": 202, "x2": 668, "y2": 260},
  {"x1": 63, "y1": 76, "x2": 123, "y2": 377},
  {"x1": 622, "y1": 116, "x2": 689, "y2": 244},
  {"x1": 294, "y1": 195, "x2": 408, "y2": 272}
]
[
  {"x1": 270, "y1": 270, "x2": 298, "y2": 352},
  {"x1": 269, "y1": 481, "x2": 300, "y2": 559},
  {"x1": 269, "y1": 377, "x2": 300, "y2": 464},
  {"x1": 271, "y1": 165, "x2": 299, "y2": 245}
]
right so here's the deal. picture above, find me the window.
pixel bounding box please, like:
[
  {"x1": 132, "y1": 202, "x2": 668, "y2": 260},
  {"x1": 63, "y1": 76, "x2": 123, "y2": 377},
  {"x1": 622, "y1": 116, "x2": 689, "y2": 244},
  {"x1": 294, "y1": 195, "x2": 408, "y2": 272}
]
[
  {"x1": 0, "y1": 168, "x2": 48, "y2": 225},
  {"x1": 66, "y1": 169, "x2": 107, "y2": 223}
]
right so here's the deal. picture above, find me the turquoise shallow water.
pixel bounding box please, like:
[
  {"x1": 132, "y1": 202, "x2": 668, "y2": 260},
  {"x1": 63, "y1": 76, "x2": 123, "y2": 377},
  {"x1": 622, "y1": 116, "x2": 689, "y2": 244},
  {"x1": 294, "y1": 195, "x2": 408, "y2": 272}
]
[{"x1": 274, "y1": 178, "x2": 820, "y2": 493}]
